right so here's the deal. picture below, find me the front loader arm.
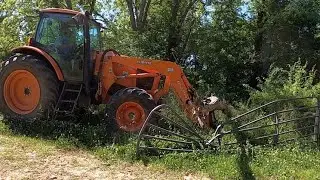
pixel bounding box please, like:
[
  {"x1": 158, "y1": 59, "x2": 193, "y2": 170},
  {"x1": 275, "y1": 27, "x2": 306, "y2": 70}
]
[{"x1": 99, "y1": 55, "x2": 227, "y2": 128}]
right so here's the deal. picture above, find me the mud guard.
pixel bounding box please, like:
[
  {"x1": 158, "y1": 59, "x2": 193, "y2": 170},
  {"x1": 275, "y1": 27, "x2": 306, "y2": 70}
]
[{"x1": 11, "y1": 46, "x2": 64, "y2": 81}]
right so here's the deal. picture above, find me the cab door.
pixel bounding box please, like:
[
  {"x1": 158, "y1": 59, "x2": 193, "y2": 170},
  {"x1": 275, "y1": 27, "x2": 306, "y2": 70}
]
[{"x1": 35, "y1": 12, "x2": 85, "y2": 82}]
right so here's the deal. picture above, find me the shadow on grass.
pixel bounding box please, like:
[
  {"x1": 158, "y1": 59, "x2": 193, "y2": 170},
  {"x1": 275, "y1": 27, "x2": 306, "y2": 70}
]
[
  {"x1": 229, "y1": 118, "x2": 256, "y2": 180},
  {"x1": 1, "y1": 111, "x2": 137, "y2": 148},
  {"x1": 237, "y1": 146, "x2": 255, "y2": 180}
]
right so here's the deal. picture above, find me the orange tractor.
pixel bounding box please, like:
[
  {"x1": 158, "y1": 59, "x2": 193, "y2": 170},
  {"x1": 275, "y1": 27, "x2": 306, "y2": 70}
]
[{"x1": 0, "y1": 8, "x2": 226, "y2": 132}]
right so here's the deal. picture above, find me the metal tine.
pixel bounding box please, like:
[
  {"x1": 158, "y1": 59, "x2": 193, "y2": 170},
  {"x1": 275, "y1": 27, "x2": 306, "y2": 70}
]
[
  {"x1": 276, "y1": 115, "x2": 316, "y2": 125},
  {"x1": 152, "y1": 111, "x2": 205, "y2": 141},
  {"x1": 278, "y1": 133, "x2": 317, "y2": 144},
  {"x1": 226, "y1": 115, "x2": 316, "y2": 134},
  {"x1": 223, "y1": 112, "x2": 276, "y2": 132},
  {"x1": 136, "y1": 104, "x2": 211, "y2": 157},
  {"x1": 223, "y1": 141, "x2": 238, "y2": 146},
  {"x1": 206, "y1": 124, "x2": 224, "y2": 145},
  {"x1": 250, "y1": 130, "x2": 300, "y2": 142},
  {"x1": 229, "y1": 96, "x2": 315, "y2": 121},
  {"x1": 224, "y1": 123, "x2": 315, "y2": 145},
  {"x1": 148, "y1": 124, "x2": 203, "y2": 145},
  {"x1": 139, "y1": 146, "x2": 201, "y2": 152},
  {"x1": 137, "y1": 105, "x2": 168, "y2": 155},
  {"x1": 142, "y1": 134, "x2": 194, "y2": 145},
  {"x1": 224, "y1": 125, "x2": 316, "y2": 146},
  {"x1": 160, "y1": 105, "x2": 206, "y2": 138},
  {"x1": 220, "y1": 97, "x2": 318, "y2": 150},
  {"x1": 139, "y1": 129, "x2": 198, "y2": 155},
  {"x1": 136, "y1": 104, "x2": 200, "y2": 156},
  {"x1": 254, "y1": 133, "x2": 281, "y2": 141},
  {"x1": 278, "y1": 125, "x2": 315, "y2": 136},
  {"x1": 223, "y1": 135, "x2": 316, "y2": 147},
  {"x1": 138, "y1": 97, "x2": 320, "y2": 156},
  {"x1": 229, "y1": 106, "x2": 317, "y2": 131}
]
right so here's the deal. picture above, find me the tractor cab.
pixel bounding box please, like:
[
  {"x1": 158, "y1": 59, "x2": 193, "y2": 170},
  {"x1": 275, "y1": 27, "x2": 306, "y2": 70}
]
[{"x1": 31, "y1": 8, "x2": 102, "y2": 84}]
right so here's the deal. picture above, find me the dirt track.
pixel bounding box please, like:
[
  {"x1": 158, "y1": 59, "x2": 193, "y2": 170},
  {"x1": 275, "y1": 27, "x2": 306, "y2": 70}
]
[{"x1": 0, "y1": 135, "x2": 209, "y2": 180}]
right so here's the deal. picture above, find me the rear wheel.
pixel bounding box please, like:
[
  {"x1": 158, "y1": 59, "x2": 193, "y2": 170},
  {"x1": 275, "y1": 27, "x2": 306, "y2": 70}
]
[
  {"x1": 0, "y1": 54, "x2": 59, "y2": 120},
  {"x1": 106, "y1": 87, "x2": 156, "y2": 132}
]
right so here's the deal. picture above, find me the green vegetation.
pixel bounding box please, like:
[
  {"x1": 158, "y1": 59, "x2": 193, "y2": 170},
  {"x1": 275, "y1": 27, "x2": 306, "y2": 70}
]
[
  {"x1": 2, "y1": 118, "x2": 320, "y2": 179},
  {"x1": 2, "y1": 0, "x2": 320, "y2": 102},
  {"x1": 248, "y1": 61, "x2": 320, "y2": 106},
  {"x1": 1, "y1": 55, "x2": 320, "y2": 179},
  {"x1": 2, "y1": 0, "x2": 320, "y2": 179}
]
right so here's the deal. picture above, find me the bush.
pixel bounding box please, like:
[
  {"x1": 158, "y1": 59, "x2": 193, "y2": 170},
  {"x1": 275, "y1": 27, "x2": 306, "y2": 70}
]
[
  {"x1": 249, "y1": 61, "x2": 320, "y2": 105},
  {"x1": 221, "y1": 61, "x2": 320, "y2": 148}
]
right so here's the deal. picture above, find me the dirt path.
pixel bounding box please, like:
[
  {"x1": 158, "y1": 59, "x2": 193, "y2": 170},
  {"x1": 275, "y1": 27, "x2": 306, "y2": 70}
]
[{"x1": 0, "y1": 135, "x2": 209, "y2": 180}]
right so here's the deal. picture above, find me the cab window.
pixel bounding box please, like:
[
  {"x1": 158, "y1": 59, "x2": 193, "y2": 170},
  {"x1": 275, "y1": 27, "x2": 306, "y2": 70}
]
[{"x1": 35, "y1": 12, "x2": 85, "y2": 82}]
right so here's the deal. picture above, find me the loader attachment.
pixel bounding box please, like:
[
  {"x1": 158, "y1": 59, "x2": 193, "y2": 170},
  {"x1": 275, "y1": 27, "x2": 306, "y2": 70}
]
[{"x1": 137, "y1": 96, "x2": 320, "y2": 157}]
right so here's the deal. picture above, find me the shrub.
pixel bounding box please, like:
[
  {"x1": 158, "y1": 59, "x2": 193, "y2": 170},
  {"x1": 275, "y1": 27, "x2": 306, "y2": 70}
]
[
  {"x1": 222, "y1": 61, "x2": 320, "y2": 148},
  {"x1": 249, "y1": 61, "x2": 320, "y2": 105}
]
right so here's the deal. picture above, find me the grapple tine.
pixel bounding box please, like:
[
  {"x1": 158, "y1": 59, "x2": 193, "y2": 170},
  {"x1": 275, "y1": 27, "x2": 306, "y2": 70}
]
[{"x1": 136, "y1": 104, "x2": 220, "y2": 157}]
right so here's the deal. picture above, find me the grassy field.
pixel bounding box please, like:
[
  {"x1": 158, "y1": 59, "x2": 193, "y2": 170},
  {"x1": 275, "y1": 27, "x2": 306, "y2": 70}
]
[
  {"x1": 95, "y1": 142, "x2": 320, "y2": 179},
  {"x1": 0, "y1": 120, "x2": 209, "y2": 179},
  {"x1": 1, "y1": 117, "x2": 320, "y2": 179}
]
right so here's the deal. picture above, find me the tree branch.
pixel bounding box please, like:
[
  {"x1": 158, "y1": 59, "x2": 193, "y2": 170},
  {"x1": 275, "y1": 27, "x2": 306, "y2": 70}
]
[
  {"x1": 166, "y1": 0, "x2": 180, "y2": 61},
  {"x1": 126, "y1": 0, "x2": 137, "y2": 30},
  {"x1": 65, "y1": 0, "x2": 72, "y2": 9},
  {"x1": 90, "y1": 0, "x2": 96, "y2": 13},
  {"x1": 137, "y1": 0, "x2": 147, "y2": 28},
  {"x1": 181, "y1": 19, "x2": 196, "y2": 59},
  {"x1": 133, "y1": 0, "x2": 138, "y2": 22},
  {"x1": 136, "y1": 0, "x2": 151, "y2": 31},
  {"x1": 140, "y1": 0, "x2": 151, "y2": 30},
  {"x1": 180, "y1": 0, "x2": 198, "y2": 25},
  {"x1": 94, "y1": 12, "x2": 110, "y2": 25}
]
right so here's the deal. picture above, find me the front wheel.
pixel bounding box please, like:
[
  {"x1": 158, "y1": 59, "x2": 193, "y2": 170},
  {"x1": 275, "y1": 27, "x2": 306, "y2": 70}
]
[{"x1": 106, "y1": 87, "x2": 156, "y2": 132}]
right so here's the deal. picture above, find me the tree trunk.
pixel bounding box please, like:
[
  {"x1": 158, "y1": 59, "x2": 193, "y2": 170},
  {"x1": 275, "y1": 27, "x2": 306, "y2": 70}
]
[
  {"x1": 126, "y1": 0, "x2": 151, "y2": 31},
  {"x1": 126, "y1": 0, "x2": 138, "y2": 30},
  {"x1": 166, "y1": 0, "x2": 180, "y2": 61},
  {"x1": 254, "y1": 6, "x2": 265, "y2": 56}
]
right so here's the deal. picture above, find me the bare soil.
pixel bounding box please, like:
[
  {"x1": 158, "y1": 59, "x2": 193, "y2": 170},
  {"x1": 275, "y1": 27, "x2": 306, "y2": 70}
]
[{"x1": 0, "y1": 135, "x2": 209, "y2": 180}]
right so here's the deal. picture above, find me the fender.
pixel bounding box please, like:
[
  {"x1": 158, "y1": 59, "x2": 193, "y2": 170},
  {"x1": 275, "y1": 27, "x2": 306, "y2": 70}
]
[{"x1": 11, "y1": 46, "x2": 64, "y2": 81}]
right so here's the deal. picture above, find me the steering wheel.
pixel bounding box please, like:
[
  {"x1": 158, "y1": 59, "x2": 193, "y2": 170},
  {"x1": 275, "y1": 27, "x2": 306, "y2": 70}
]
[
  {"x1": 74, "y1": 44, "x2": 83, "y2": 54},
  {"x1": 68, "y1": 44, "x2": 84, "y2": 60}
]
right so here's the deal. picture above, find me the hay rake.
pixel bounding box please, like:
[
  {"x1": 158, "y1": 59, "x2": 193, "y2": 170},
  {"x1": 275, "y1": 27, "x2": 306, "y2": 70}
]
[{"x1": 136, "y1": 97, "x2": 320, "y2": 157}]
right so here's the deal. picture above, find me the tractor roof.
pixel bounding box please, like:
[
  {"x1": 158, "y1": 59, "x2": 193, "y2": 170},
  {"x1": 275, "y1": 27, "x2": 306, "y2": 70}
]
[
  {"x1": 40, "y1": 8, "x2": 80, "y2": 15},
  {"x1": 40, "y1": 8, "x2": 102, "y2": 28}
]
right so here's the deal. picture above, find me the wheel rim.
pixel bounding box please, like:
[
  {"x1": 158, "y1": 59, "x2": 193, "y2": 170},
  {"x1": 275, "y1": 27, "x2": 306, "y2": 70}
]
[
  {"x1": 116, "y1": 102, "x2": 146, "y2": 132},
  {"x1": 4, "y1": 70, "x2": 41, "y2": 115}
]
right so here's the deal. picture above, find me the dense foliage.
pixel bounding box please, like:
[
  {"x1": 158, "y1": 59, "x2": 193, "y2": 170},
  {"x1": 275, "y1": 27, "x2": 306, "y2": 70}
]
[
  {"x1": 1, "y1": 0, "x2": 320, "y2": 103},
  {"x1": 249, "y1": 61, "x2": 320, "y2": 105}
]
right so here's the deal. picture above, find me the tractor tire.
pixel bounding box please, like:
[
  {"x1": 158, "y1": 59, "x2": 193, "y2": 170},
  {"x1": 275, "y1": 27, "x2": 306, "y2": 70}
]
[
  {"x1": 106, "y1": 87, "x2": 156, "y2": 132},
  {"x1": 0, "y1": 54, "x2": 59, "y2": 120}
]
